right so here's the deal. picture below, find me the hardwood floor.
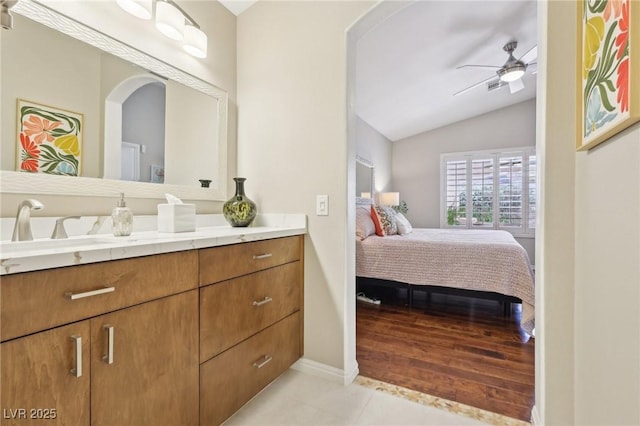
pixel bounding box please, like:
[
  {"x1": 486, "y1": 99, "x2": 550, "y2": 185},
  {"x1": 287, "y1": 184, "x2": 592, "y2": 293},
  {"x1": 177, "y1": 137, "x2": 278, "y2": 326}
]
[{"x1": 356, "y1": 286, "x2": 534, "y2": 422}]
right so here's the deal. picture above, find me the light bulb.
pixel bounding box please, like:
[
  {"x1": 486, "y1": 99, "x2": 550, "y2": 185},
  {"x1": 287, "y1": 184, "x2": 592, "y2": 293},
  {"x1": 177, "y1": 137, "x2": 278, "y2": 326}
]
[
  {"x1": 155, "y1": 1, "x2": 185, "y2": 41},
  {"x1": 183, "y1": 25, "x2": 207, "y2": 58},
  {"x1": 116, "y1": 0, "x2": 152, "y2": 20},
  {"x1": 499, "y1": 65, "x2": 525, "y2": 82}
]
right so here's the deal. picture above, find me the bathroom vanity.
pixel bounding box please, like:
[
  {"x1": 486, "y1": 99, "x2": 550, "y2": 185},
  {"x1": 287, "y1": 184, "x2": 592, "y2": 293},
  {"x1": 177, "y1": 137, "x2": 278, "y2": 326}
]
[{"x1": 0, "y1": 221, "x2": 305, "y2": 425}]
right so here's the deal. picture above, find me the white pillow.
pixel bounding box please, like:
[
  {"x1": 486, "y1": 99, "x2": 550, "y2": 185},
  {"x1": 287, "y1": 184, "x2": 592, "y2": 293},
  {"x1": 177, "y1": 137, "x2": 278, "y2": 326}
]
[
  {"x1": 355, "y1": 206, "x2": 376, "y2": 240},
  {"x1": 395, "y1": 213, "x2": 413, "y2": 235}
]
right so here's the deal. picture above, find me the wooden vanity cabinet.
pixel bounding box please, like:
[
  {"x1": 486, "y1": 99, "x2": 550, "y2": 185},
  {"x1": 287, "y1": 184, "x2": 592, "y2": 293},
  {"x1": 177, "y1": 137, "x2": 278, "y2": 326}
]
[
  {"x1": 199, "y1": 235, "x2": 304, "y2": 425},
  {"x1": 0, "y1": 234, "x2": 304, "y2": 426},
  {"x1": 0, "y1": 251, "x2": 199, "y2": 426}
]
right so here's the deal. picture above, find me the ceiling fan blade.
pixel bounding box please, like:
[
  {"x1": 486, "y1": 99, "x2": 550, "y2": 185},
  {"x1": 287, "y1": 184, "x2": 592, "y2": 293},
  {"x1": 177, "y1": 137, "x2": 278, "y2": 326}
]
[
  {"x1": 456, "y1": 64, "x2": 502, "y2": 69},
  {"x1": 509, "y1": 78, "x2": 525, "y2": 94},
  {"x1": 454, "y1": 75, "x2": 498, "y2": 96},
  {"x1": 519, "y1": 45, "x2": 537, "y2": 64}
]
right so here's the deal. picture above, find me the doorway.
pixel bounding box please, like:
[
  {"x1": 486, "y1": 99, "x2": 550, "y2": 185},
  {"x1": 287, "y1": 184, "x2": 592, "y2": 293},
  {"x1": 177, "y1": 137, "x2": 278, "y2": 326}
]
[
  {"x1": 346, "y1": 1, "x2": 543, "y2": 422},
  {"x1": 104, "y1": 74, "x2": 166, "y2": 181}
]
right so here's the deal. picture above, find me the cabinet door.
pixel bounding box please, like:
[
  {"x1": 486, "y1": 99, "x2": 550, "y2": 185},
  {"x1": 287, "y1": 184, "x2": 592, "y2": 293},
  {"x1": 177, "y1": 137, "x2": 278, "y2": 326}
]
[
  {"x1": 1, "y1": 321, "x2": 90, "y2": 426},
  {"x1": 90, "y1": 291, "x2": 199, "y2": 426}
]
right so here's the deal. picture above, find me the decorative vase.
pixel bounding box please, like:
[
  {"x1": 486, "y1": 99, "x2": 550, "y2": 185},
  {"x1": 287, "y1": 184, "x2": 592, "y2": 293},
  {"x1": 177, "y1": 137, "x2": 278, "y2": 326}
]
[{"x1": 223, "y1": 177, "x2": 257, "y2": 227}]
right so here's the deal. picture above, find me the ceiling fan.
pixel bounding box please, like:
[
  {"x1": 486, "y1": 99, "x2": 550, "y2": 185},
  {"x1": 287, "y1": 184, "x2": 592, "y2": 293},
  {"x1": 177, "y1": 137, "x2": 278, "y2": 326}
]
[{"x1": 454, "y1": 41, "x2": 537, "y2": 96}]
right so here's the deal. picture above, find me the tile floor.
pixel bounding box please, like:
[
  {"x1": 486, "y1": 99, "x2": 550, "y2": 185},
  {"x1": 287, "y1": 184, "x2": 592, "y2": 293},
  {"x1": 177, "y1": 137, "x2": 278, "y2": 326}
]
[{"x1": 223, "y1": 369, "x2": 530, "y2": 426}]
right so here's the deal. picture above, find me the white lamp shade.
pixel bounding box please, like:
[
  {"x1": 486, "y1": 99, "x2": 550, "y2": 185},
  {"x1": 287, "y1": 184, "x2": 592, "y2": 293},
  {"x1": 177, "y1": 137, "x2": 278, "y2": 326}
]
[
  {"x1": 499, "y1": 67, "x2": 525, "y2": 82},
  {"x1": 116, "y1": 0, "x2": 152, "y2": 19},
  {"x1": 183, "y1": 25, "x2": 207, "y2": 58},
  {"x1": 381, "y1": 192, "x2": 400, "y2": 206},
  {"x1": 155, "y1": 1, "x2": 185, "y2": 41}
]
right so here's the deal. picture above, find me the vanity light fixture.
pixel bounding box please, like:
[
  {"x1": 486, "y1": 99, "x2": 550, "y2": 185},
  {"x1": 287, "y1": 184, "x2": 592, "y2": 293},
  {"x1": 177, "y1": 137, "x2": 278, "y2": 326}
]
[
  {"x1": 116, "y1": 0, "x2": 207, "y2": 58},
  {"x1": 155, "y1": 0, "x2": 184, "y2": 40},
  {"x1": 115, "y1": 0, "x2": 152, "y2": 20},
  {"x1": 183, "y1": 24, "x2": 207, "y2": 58}
]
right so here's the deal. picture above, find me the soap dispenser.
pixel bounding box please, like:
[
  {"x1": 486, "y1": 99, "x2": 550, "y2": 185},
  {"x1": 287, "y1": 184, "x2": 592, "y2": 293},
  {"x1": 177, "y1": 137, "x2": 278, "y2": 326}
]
[{"x1": 112, "y1": 193, "x2": 133, "y2": 236}]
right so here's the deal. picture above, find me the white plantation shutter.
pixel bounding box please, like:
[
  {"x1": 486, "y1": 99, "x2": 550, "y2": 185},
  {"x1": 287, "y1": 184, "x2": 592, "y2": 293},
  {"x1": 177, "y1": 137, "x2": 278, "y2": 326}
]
[
  {"x1": 498, "y1": 154, "x2": 523, "y2": 228},
  {"x1": 445, "y1": 159, "x2": 467, "y2": 227},
  {"x1": 441, "y1": 148, "x2": 536, "y2": 236},
  {"x1": 528, "y1": 154, "x2": 537, "y2": 230},
  {"x1": 471, "y1": 158, "x2": 494, "y2": 228}
]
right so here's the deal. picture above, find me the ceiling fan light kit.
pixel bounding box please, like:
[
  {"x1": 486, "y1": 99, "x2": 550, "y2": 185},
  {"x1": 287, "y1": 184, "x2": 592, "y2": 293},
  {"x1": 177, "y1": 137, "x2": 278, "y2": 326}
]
[
  {"x1": 498, "y1": 63, "x2": 526, "y2": 82},
  {"x1": 455, "y1": 40, "x2": 536, "y2": 96}
]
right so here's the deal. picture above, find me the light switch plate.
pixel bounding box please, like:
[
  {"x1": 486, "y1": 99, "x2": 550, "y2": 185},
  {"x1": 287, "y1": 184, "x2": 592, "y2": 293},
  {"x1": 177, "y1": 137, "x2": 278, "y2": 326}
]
[{"x1": 316, "y1": 195, "x2": 329, "y2": 216}]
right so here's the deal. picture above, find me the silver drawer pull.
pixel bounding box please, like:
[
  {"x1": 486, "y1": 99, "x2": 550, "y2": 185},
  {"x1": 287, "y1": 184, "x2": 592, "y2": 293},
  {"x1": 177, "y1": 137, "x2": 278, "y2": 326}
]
[
  {"x1": 252, "y1": 296, "x2": 273, "y2": 307},
  {"x1": 66, "y1": 286, "x2": 115, "y2": 300},
  {"x1": 252, "y1": 253, "x2": 273, "y2": 260},
  {"x1": 103, "y1": 325, "x2": 114, "y2": 364},
  {"x1": 70, "y1": 335, "x2": 82, "y2": 377},
  {"x1": 253, "y1": 355, "x2": 273, "y2": 369}
]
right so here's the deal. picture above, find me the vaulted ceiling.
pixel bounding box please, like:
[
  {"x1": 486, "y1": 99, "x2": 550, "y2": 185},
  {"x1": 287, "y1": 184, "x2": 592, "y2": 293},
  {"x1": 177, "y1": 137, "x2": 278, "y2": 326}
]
[{"x1": 355, "y1": 1, "x2": 537, "y2": 141}]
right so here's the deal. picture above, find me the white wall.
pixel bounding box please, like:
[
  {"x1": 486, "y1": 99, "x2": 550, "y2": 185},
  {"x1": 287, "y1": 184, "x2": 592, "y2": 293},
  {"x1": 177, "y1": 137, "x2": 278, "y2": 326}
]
[
  {"x1": 237, "y1": 1, "x2": 373, "y2": 373},
  {"x1": 356, "y1": 116, "x2": 392, "y2": 194},
  {"x1": 392, "y1": 99, "x2": 535, "y2": 227},
  {"x1": 574, "y1": 129, "x2": 640, "y2": 424},
  {"x1": 535, "y1": 2, "x2": 576, "y2": 422},
  {"x1": 540, "y1": 2, "x2": 640, "y2": 423}
]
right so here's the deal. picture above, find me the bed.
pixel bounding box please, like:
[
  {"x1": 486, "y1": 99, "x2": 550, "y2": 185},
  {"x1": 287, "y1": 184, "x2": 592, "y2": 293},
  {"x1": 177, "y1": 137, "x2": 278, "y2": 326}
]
[{"x1": 356, "y1": 204, "x2": 535, "y2": 335}]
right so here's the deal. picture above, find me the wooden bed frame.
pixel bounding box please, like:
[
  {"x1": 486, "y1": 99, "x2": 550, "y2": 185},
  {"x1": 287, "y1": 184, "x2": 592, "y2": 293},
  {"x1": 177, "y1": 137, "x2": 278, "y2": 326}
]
[{"x1": 356, "y1": 276, "x2": 522, "y2": 317}]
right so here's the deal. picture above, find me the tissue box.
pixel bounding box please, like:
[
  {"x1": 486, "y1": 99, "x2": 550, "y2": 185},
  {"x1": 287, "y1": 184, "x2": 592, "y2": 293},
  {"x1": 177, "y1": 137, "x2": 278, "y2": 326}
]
[{"x1": 157, "y1": 204, "x2": 196, "y2": 233}]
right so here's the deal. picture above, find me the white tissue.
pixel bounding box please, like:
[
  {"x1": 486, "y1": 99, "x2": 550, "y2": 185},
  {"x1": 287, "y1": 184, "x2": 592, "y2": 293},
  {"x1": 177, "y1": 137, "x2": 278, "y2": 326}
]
[
  {"x1": 165, "y1": 193, "x2": 184, "y2": 205},
  {"x1": 158, "y1": 194, "x2": 195, "y2": 232}
]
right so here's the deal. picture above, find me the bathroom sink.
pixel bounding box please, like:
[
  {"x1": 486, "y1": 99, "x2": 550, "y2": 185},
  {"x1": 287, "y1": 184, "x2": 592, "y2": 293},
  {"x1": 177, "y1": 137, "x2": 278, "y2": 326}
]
[{"x1": 0, "y1": 236, "x2": 114, "y2": 257}]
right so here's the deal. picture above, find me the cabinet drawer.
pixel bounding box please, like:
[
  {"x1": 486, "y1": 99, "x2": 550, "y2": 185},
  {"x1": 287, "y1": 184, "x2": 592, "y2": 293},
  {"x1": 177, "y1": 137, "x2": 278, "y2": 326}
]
[
  {"x1": 199, "y1": 236, "x2": 302, "y2": 285},
  {"x1": 200, "y1": 312, "x2": 300, "y2": 426},
  {"x1": 200, "y1": 262, "x2": 301, "y2": 362},
  {"x1": 1, "y1": 251, "x2": 198, "y2": 341}
]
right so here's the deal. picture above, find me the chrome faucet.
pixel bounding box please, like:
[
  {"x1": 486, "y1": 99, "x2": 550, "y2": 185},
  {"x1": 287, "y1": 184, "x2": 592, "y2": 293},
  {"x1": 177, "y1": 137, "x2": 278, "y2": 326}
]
[
  {"x1": 51, "y1": 216, "x2": 80, "y2": 239},
  {"x1": 11, "y1": 199, "x2": 44, "y2": 241}
]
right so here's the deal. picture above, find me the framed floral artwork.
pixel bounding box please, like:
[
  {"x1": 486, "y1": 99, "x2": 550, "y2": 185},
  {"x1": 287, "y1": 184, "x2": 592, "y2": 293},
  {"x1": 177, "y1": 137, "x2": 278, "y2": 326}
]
[
  {"x1": 577, "y1": 0, "x2": 639, "y2": 151},
  {"x1": 16, "y1": 99, "x2": 83, "y2": 175},
  {"x1": 150, "y1": 164, "x2": 165, "y2": 184}
]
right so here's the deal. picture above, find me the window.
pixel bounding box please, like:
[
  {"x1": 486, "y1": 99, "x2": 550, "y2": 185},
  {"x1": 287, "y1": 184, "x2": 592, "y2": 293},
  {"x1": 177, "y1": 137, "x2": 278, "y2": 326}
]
[{"x1": 441, "y1": 148, "x2": 536, "y2": 236}]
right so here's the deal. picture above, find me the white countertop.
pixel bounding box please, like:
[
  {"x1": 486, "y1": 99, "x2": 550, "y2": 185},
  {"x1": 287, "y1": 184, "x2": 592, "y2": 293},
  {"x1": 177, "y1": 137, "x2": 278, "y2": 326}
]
[{"x1": 0, "y1": 214, "x2": 306, "y2": 275}]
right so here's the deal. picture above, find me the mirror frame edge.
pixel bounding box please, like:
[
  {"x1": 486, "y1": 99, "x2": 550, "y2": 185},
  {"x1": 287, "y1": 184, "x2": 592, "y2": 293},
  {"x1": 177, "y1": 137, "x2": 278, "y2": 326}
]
[
  {"x1": 355, "y1": 154, "x2": 375, "y2": 205},
  {"x1": 3, "y1": 0, "x2": 229, "y2": 202}
]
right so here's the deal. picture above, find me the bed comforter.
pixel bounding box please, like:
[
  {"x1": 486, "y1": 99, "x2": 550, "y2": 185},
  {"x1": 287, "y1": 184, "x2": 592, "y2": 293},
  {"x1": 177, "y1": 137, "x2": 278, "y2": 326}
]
[{"x1": 356, "y1": 228, "x2": 535, "y2": 334}]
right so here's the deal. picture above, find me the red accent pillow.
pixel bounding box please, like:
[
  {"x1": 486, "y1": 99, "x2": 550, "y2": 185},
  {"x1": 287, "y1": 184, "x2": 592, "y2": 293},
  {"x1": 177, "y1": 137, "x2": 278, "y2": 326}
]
[{"x1": 371, "y1": 205, "x2": 398, "y2": 236}]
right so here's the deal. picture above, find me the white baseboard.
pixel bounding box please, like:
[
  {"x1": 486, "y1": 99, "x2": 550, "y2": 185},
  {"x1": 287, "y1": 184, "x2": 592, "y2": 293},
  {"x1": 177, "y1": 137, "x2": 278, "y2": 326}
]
[
  {"x1": 291, "y1": 357, "x2": 359, "y2": 385},
  {"x1": 531, "y1": 404, "x2": 541, "y2": 425}
]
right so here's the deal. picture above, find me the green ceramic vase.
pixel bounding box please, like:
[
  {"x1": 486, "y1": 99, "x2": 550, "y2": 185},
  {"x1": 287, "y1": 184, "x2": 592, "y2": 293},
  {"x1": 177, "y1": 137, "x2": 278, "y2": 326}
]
[{"x1": 223, "y1": 177, "x2": 257, "y2": 227}]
